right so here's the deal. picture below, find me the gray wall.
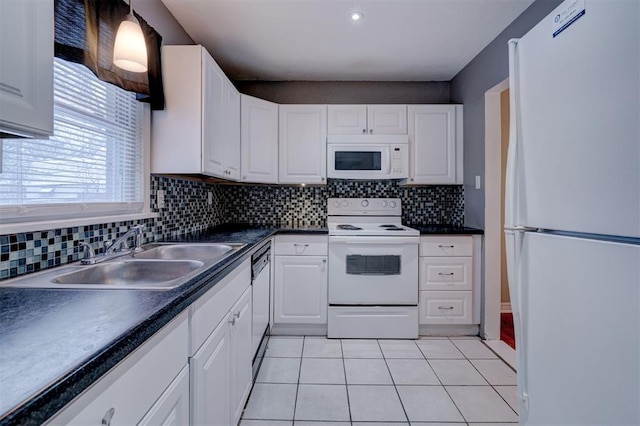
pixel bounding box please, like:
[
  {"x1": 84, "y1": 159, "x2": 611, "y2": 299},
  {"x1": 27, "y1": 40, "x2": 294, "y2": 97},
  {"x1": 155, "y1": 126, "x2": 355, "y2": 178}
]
[
  {"x1": 234, "y1": 81, "x2": 450, "y2": 104},
  {"x1": 450, "y1": 0, "x2": 563, "y2": 228},
  {"x1": 135, "y1": 0, "x2": 194, "y2": 45}
]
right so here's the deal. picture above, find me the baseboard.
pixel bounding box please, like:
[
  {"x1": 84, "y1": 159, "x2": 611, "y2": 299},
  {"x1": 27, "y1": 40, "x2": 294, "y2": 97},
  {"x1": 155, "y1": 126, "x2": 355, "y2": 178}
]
[
  {"x1": 501, "y1": 302, "x2": 512, "y2": 313},
  {"x1": 419, "y1": 324, "x2": 480, "y2": 337},
  {"x1": 270, "y1": 323, "x2": 327, "y2": 336},
  {"x1": 484, "y1": 339, "x2": 516, "y2": 370}
]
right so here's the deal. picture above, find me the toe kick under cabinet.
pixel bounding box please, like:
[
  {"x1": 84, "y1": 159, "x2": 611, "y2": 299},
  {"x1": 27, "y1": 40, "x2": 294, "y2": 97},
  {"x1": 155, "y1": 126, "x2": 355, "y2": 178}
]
[{"x1": 418, "y1": 236, "x2": 481, "y2": 329}]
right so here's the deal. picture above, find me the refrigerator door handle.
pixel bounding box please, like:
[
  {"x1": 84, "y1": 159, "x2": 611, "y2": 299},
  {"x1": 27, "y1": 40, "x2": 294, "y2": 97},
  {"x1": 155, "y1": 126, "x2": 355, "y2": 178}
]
[{"x1": 505, "y1": 39, "x2": 520, "y2": 228}]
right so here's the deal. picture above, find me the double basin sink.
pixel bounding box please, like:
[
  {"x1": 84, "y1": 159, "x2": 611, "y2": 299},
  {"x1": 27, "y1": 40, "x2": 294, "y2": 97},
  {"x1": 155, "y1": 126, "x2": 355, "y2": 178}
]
[{"x1": 3, "y1": 243, "x2": 246, "y2": 290}]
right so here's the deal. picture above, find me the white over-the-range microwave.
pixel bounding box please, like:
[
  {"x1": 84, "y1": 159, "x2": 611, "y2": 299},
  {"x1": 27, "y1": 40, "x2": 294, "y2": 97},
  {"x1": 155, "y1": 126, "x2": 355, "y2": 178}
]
[{"x1": 327, "y1": 134, "x2": 409, "y2": 180}]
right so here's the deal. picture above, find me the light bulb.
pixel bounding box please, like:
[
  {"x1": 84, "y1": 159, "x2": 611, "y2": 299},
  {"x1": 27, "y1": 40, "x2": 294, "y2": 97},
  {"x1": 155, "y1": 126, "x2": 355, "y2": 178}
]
[
  {"x1": 113, "y1": 14, "x2": 148, "y2": 73},
  {"x1": 351, "y1": 12, "x2": 363, "y2": 21}
]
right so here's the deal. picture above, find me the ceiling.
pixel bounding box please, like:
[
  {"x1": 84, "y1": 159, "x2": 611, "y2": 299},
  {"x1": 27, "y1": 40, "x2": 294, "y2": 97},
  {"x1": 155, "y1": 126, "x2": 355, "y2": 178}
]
[{"x1": 160, "y1": 0, "x2": 535, "y2": 82}]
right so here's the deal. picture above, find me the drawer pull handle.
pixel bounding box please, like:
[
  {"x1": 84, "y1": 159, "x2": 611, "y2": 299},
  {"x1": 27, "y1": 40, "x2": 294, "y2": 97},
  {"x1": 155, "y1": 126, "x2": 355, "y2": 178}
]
[
  {"x1": 438, "y1": 306, "x2": 455, "y2": 310},
  {"x1": 101, "y1": 408, "x2": 115, "y2": 426},
  {"x1": 438, "y1": 272, "x2": 455, "y2": 276},
  {"x1": 438, "y1": 245, "x2": 454, "y2": 248},
  {"x1": 229, "y1": 317, "x2": 236, "y2": 326},
  {"x1": 293, "y1": 244, "x2": 309, "y2": 247},
  {"x1": 233, "y1": 311, "x2": 241, "y2": 319}
]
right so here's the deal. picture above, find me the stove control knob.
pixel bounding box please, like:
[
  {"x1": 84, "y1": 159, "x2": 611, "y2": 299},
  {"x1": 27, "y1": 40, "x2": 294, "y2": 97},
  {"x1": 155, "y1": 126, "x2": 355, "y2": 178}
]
[
  {"x1": 389, "y1": 201, "x2": 397, "y2": 208},
  {"x1": 361, "y1": 199, "x2": 369, "y2": 207},
  {"x1": 342, "y1": 200, "x2": 349, "y2": 207},
  {"x1": 333, "y1": 200, "x2": 341, "y2": 208},
  {"x1": 381, "y1": 200, "x2": 388, "y2": 207}
]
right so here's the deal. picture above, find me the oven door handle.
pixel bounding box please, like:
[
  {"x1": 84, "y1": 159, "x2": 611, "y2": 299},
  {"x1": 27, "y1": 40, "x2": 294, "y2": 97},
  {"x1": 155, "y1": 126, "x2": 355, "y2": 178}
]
[{"x1": 329, "y1": 236, "x2": 418, "y2": 245}]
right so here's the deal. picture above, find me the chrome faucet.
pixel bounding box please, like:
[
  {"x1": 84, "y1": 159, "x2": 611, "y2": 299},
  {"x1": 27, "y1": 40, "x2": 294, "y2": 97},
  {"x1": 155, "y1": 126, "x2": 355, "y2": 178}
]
[
  {"x1": 105, "y1": 224, "x2": 145, "y2": 255},
  {"x1": 80, "y1": 224, "x2": 145, "y2": 265}
]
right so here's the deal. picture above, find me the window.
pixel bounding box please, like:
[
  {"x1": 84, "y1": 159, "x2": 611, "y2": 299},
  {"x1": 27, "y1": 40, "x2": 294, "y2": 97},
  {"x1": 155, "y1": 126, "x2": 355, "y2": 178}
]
[{"x1": 0, "y1": 58, "x2": 145, "y2": 224}]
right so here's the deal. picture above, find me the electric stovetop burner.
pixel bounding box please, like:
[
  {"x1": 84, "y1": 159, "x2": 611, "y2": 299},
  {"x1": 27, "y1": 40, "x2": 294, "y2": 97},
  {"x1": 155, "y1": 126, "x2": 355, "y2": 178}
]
[{"x1": 337, "y1": 224, "x2": 362, "y2": 231}]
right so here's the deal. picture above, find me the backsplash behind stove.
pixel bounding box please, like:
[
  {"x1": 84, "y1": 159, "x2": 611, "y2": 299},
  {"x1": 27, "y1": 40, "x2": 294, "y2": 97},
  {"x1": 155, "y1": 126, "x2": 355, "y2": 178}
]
[{"x1": 223, "y1": 179, "x2": 463, "y2": 226}]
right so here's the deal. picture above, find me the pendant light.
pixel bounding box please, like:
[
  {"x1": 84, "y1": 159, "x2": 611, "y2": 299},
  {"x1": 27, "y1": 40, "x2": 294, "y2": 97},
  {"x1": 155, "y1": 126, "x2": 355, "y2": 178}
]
[{"x1": 113, "y1": 0, "x2": 148, "y2": 73}]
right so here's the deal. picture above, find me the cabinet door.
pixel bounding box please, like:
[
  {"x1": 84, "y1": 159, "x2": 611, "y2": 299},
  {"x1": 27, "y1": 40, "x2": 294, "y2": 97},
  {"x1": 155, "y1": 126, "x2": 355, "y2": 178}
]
[
  {"x1": 367, "y1": 105, "x2": 407, "y2": 135},
  {"x1": 138, "y1": 366, "x2": 190, "y2": 426},
  {"x1": 241, "y1": 95, "x2": 279, "y2": 183},
  {"x1": 274, "y1": 255, "x2": 328, "y2": 324},
  {"x1": 190, "y1": 316, "x2": 231, "y2": 426},
  {"x1": 229, "y1": 287, "x2": 253, "y2": 425},
  {"x1": 225, "y1": 83, "x2": 241, "y2": 180},
  {"x1": 0, "y1": 0, "x2": 53, "y2": 138},
  {"x1": 202, "y1": 52, "x2": 226, "y2": 178},
  {"x1": 327, "y1": 105, "x2": 367, "y2": 135},
  {"x1": 278, "y1": 105, "x2": 327, "y2": 184},
  {"x1": 407, "y1": 105, "x2": 462, "y2": 184}
]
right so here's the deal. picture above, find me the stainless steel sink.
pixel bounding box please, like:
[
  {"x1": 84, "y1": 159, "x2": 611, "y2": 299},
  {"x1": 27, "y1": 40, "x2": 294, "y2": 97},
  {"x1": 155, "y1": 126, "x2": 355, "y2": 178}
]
[
  {"x1": 133, "y1": 243, "x2": 244, "y2": 262},
  {"x1": 51, "y1": 260, "x2": 204, "y2": 288},
  {"x1": 1, "y1": 242, "x2": 246, "y2": 290}
]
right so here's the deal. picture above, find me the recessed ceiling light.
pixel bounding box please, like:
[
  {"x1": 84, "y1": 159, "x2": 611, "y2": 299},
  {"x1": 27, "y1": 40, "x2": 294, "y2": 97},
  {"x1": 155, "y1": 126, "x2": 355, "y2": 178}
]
[{"x1": 350, "y1": 11, "x2": 363, "y2": 21}]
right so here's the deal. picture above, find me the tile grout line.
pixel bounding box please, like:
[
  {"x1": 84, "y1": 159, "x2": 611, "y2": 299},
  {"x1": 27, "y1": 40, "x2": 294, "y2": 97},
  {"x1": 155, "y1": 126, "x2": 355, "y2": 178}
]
[
  {"x1": 453, "y1": 338, "x2": 519, "y2": 417},
  {"x1": 378, "y1": 339, "x2": 411, "y2": 424},
  {"x1": 422, "y1": 337, "x2": 470, "y2": 424},
  {"x1": 339, "y1": 339, "x2": 353, "y2": 424},
  {"x1": 291, "y1": 336, "x2": 305, "y2": 423}
]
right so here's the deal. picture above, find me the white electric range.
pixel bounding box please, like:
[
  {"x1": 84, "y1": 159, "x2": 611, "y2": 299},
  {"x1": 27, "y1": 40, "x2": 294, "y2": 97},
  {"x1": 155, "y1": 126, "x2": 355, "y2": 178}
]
[{"x1": 327, "y1": 198, "x2": 420, "y2": 338}]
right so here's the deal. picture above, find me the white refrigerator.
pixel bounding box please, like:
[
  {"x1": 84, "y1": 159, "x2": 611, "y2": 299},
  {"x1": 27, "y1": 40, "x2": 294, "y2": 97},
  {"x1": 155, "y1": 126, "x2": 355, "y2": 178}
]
[{"x1": 505, "y1": 0, "x2": 640, "y2": 424}]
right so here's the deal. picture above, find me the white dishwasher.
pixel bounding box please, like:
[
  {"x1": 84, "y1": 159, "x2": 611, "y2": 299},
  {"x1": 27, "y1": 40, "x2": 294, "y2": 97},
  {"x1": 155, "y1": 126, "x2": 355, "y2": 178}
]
[{"x1": 251, "y1": 242, "x2": 270, "y2": 379}]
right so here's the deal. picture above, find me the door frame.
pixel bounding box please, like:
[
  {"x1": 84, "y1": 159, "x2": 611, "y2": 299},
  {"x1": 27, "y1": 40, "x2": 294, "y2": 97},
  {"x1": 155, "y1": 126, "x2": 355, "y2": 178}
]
[
  {"x1": 483, "y1": 78, "x2": 510, "y2": 341},
  {"x1": 483, "y1": 78, "x2": 516, "y2": 367}
]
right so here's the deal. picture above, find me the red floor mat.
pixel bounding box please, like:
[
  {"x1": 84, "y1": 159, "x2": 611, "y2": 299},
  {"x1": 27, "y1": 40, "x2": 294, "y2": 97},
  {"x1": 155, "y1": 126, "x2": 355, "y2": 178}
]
[{"x1": 501, "y1": 312, "x2": 516, "y2": 349}]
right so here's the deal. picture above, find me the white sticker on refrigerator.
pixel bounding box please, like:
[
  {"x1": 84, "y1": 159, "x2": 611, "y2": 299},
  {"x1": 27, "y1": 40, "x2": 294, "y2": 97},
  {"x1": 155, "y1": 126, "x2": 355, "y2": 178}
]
[{"x1": 551, "y1": 0, "x2": 586, "y2": 38}]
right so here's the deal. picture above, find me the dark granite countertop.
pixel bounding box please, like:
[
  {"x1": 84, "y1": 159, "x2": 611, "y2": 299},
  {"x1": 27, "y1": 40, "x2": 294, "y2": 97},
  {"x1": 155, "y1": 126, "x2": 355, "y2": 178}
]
[
  {"x1": 0, "y1": 225, "x2": 327, "y2": 426},
  {"x1": 409, "y1": 225, "x2": 484, "y2": 235}
]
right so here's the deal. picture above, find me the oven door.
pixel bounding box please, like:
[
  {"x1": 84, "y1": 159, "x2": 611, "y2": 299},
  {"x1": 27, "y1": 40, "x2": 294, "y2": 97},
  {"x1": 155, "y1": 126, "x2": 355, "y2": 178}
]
[
  {"x1": 327, "y1": 144, "x2": 390, "y2": 179},
  {"x1": 328, "y1": 236, "x2": 419, "y2": 305}
]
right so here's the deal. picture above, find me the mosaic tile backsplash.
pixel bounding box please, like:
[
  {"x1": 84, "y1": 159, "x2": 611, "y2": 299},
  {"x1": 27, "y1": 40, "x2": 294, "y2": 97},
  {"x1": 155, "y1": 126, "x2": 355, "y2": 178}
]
[{"x1": 0, "y1": 176, "x2": 463, "y2": 279}]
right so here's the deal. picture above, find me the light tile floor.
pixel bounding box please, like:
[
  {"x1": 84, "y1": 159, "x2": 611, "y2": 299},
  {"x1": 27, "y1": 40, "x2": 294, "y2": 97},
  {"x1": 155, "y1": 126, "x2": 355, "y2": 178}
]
[{"x1": 241, "y1": 336, "x2": 518, "y2": 426}]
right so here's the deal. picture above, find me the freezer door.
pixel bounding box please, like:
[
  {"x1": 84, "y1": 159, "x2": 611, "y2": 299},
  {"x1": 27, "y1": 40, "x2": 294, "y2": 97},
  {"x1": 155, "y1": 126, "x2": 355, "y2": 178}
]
[
  {"x1": 518, "y1": 232, "x2": 639, "y2": 425},
  {"x1": 511, "y1": 0, "x2": 640, "y2": 237}
]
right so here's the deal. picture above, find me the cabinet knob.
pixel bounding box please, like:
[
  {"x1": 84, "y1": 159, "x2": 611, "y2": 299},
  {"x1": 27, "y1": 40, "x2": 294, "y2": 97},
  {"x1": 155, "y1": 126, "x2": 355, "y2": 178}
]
[
  {"x1": 229, "y1": 317, "x2": 236, "y2": 326},
  {"x1": 101, "y1": 407, "x2": 115, "y2": 426},
  {"x1": 362, "y1": 129, "x2": 366, "y2": 133},
  {"x1": 369, "y1": 129, "x2": 373, "y2": 134}
]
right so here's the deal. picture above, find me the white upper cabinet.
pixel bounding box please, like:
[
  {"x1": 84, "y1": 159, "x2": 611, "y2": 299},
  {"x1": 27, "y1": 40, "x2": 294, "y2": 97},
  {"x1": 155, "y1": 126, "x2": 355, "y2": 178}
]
[
  {"x1": 278, "y1": 105, "x2": 327, "y2": 184},
  {"x1": 407, "y1": 105, "x2": 463, "y2": 185},
  {"x1": 327, "y1": 105, "x2": 407, "y2": 135},
  {"x1": 241, "y1": 95, "x2": 278, "y2": 183},
  {"x1": 0, "y1": 0, "x2": 53, "y2": 138},
  {"x1": 152, "y1": 45, "x2": 240, "y2": 180}
]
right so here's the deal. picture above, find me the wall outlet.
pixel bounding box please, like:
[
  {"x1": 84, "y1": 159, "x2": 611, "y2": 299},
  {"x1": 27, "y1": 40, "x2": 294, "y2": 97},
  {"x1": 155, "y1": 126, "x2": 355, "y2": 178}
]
[
  {"x1": 475, "y1": 175, "x2": 482, "y2": 189},
  {"x1": 207, "y1": 191, "x2": 213, "y2": 205},
  {"x1": 157, "y1": 189, "x2": 165, "y2": 209}
]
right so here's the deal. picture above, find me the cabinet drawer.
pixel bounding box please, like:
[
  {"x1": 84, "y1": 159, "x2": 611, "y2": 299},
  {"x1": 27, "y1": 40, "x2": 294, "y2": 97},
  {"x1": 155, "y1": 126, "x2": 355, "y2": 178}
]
[
  {"x1": 419, "y1": 257, "x2": 472, "y2": 291},
  {"x1": 49, "y1": 312, "x2": 188, "y2": 425},
  {"x1": 419, "y1": 236, "x2": 473, "y2": 257},
  {"x1": 190, "y1": 259, "x2": 251, "y2": 355},
  {"x1": 419, "y1": 291, "x2": 472, "y2": 325},
  {"x1": 275, "y1": 235, "x2": 328, "y2": 256}
]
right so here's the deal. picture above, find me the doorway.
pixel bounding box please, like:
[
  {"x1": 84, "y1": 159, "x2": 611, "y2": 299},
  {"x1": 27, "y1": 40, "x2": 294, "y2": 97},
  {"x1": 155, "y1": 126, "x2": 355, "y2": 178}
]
[{"x1": 482, "y1": 78, "x2": 515, "y2": 367}]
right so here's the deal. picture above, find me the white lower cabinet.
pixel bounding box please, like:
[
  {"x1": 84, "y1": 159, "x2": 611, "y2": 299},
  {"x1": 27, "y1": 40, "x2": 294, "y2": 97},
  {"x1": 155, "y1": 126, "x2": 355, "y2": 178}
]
[
  {"x1": 273, "y1": 235, "x2": 328, "y2": 327},
  {"x1": 47, "y1": 312, "x2": 189, "y2": 426},
  {"x1": 139, "y1": 365, "x2": 190, "y2": 426},
  {"x1": 418, "y1": 235, "x2": 478, "y2": 327},
  {"x1": 190, "y1": 261, "x2": 253, "y2": 426},
  {"x1": 419, "y1": 290, "x2": 473, "y2": 325},
  {"x1": 230, "y1": 287, "x2": 253, "y2": 424},
  {"x1": 191, "y1": 309, "x2": 231, "y2": 426}
]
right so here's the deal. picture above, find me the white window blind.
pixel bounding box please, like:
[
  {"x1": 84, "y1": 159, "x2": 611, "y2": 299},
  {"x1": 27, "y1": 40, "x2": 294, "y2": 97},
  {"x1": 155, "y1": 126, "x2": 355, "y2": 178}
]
[{"x1": 0, "y1": 58, "x2": 144, "y2": 223}]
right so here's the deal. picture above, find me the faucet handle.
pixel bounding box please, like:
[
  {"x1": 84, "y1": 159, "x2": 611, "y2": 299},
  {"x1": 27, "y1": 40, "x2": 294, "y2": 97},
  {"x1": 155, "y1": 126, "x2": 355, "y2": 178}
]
[{"x1": 79, "y1": 242, "x2": 95, "y2": 264}]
